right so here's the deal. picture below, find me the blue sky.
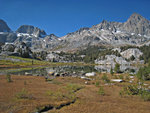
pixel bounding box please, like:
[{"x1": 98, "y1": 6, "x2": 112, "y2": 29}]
[{"x1": 0, "y1": 0, "x2": 150, "y2": 37}]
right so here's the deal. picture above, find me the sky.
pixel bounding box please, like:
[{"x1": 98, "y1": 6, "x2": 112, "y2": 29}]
[{"x1": 0, "y1": 0, "x2": 150, "y2": 37}]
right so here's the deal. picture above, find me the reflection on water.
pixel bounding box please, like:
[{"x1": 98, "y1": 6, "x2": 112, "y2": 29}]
[
  {"x1": 95, "y1": 65, "x2": 139, "y2": 74},
  {"x1": 0, "y1": 65, "x2": 139, "y2": 76}
]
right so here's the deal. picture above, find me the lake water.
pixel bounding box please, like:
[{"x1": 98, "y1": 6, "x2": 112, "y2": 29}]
[{"x1": 0, "y1": 65, "x2": 139, "y2": 76}]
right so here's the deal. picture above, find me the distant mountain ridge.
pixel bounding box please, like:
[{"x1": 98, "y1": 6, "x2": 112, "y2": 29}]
[{"x1": 0, "y1": 13, "x2": 150, "y2": 52}]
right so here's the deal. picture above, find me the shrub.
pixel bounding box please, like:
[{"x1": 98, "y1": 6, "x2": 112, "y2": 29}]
[
  {"x1": 141, "y1": 91, "x2": 150, "y2": 101},
  {"x1": 15, "y1": 88, "x2": 33, "y2": 100},
  {"x1": 125, "y1": 75, "x2": 130, "y2": 81},
  {"x1": 119, "y1": 75, "x2": 123, "y2": 79},
  {"x1": 110, "y1": 67, "x2": 114, "y2": 75},
  {"x1": 102, "y1": 74, "x2": 110, "y2": 83},
  {"x1": 98, "y1": 86, "x2": 105, "y2": 96},
  {"x1": 119, "y1": 84, "x2": 150, "y2": 101},
  {"x1": 6, "y1": 74, "x2": 12, "y2": 82},
  {"x1": 114, "y1": 63, "x2": 121, "y2": 73},
  {"x1": 137, "y1": 67, "x2": 150, "y2": 81},
  {"x1": 95, "y1": 81, "x2": 100, "y2": 87}
]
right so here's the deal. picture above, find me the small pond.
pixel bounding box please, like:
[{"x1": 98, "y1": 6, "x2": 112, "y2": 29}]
[{"x1": 0, "y1": 64, "x2": 139, "y2": 76}]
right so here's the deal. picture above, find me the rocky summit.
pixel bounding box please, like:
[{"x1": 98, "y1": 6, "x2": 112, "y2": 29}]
[
  {"x1": 0, "y1": 13, "x2": 150, "y2": 52},
  {"x1": 16, "y1": 25, "x2": 46, "y2": 37},
  {"x1": 0, "y1": 19, "x2": 11, "y2": 32}
]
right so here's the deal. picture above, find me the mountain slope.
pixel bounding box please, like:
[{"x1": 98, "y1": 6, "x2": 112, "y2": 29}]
[{"x1": 55, "y1": 13, "x2": 150, "y2": 51}]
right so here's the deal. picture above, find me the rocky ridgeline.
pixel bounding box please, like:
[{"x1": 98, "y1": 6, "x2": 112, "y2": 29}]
[{"x1": 0, "y1": 13, "x2": 150, "y2": 52}]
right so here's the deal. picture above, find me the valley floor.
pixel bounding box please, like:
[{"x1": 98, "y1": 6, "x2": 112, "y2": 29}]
[{"x1": 0, "y1": 74, "x2": 150, "y2": 113}]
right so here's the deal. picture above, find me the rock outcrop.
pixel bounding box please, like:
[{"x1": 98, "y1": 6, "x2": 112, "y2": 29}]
[
  {"x1": 14, "y1": 42, "x2": 32, "y2": 58},
  {"x1": 120, "y1": 48, "x2": 143, "y2": 59}
]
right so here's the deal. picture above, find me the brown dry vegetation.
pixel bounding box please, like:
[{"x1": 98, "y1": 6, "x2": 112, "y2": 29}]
[{"x1": 0, "y1": 74, "x2": 150, "y2": 113}]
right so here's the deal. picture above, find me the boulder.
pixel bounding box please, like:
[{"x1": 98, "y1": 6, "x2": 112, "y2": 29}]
[
  {"x1": 85, "y1": 72, "x2": 96, "y2": 77},
  {"x1": 111, "y1": 79, "x2": 123, "y2": 83}
]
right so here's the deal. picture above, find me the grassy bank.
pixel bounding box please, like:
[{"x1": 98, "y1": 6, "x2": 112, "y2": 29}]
[{"x1": 0, "y1": 56, "x2": 95, "y2": 68}]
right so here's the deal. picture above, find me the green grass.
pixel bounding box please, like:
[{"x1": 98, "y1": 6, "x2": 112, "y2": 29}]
[{"x1": 0, "y1": 55, "x2": 95, "y2": 68}]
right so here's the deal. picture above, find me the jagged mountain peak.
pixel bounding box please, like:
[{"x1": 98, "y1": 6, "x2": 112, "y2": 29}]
[
  {"x1": 122, "y1": 13, "x2": 150, "y2": 35},
  {"x1": 16, "y1": 25, "x2": 46, "y2": 37},
  {"x1": 127, "y1": 13, "x2": 149, "y2": 23},
  {"x1": 129, "y1": 13, "x2": 144, "y2": 20},
  {"x1": 0, "y1": 19, "x2": 11, "y2": 32}
]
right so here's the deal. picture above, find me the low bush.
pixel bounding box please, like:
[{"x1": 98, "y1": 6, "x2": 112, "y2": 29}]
[
  {"x1": 6, "y1": 74, "x2": 12, "y2": 82},
  {"x1": 95, "y1": 81, "x2": 100, "y2": 87},
  {"x1": 15, "y1": 88, "x2": 33, "y2": 100},
  {"x1": 102, "y1": 74, "x2": 110, "y2": 83},
  {"x1": 119, "y1": 84, "x2": 150, "y2": 101},
  {"x1": 98, "y1": 86, "x2": 105, "y2": 96},
  {"x1": 141, "y1": 90, "x2": 150, "y2": 101}
]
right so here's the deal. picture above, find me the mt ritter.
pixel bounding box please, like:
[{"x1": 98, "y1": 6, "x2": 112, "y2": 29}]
[{"x1": 0, "y1": 13, "x2": 150, "y2": 52}]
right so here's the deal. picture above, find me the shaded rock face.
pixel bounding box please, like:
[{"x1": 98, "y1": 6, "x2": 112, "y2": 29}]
[
  {"x1": 0, "y1": 33, "x2": 17, "y2": 43},
  {"x1": 0, "y1": 19, "x2": 11, "y2": 32},
  {"x1": 16, "y1": 25, "x2": 46, "y2": 37},
  {"x1": 2, "y1": 44, "x2": 15, "y2": 52}
]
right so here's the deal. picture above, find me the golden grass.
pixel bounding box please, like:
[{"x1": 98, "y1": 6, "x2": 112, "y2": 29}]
[{"x1": 0, "y1": 74, "x2": 150, "y2": 113}]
